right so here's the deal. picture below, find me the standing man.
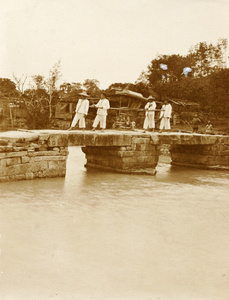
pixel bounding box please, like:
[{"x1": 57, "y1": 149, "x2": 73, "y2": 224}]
[
  {"x1": 68, "y1": 91, "x2": 90, "y2": 130},
  {"x1": 92, "y1": 93, "x2": 110, "y2": 132},
  {"x1": 159, "y1": 99, "x2": 172, "y2": 132},
  {"x1": 192, "y1": 114, "x2": 202, "y2": 133},
  {"x1": 143, "y1": 96, "x2": 157, "y2": 132},
  {"x1": 205, "y1": 120, "x2": 213, "y2": 134}
]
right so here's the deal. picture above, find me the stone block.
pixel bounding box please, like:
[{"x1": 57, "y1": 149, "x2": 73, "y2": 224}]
[
  {"x1": 5, "y1": 151, "x2": 27, "y2": 158},
  {"x1": 134, "y1": 150, "x2": 160, "y2": 157},
  {"x1": 25, "y1": 173, "x2": 35, "y2": 180},
  {"x1": 0, "y1": 153, "x2": 6, "y2": 159},
  {"x1": 38, "y1": 134, "x2": 50, "y2": 141},
  {"x1": 126, "y1": 146, "x2": 133, "y2": 151},
  {"x1": 59, "y1": 150, "x2": 69, "y2": 156},
  {"x1": 15, "y1": 142, "x2": 29, "y2": 147},
  {"x1": 132, "y1": 137, "x2": 150, "y2": 144},
  {"x1": 135, "y1": 144, "x2": 156, "y2": 151},
  {"x1": 48, "y1": 160, "x2": 66, "y2": 171},
  {"x1": 5, "y1": 164, "x2": 31, "y2": 176},
  {"x1": 42, "y1": 168, "x2": 66, "y2": 178},
  {"x1": 21, "y1": 156, "x2": 30, "y2": 163},
  {"x1": 68, "y1": 133, "x2": 87, "y2": 146},
  {"x1": 0, "y1": 139, "x2": 9, "y2": 146},
  {"x1": 121, "y1": 151, "x2": 135, "y2": 157},
  {"x1": 30, "y1": 143, "x2": 40, "y2": 149},
  {"x1": 34, "y1": 155, "x2": 67, "y2": 161},
  {"x1": 149, "y1": 135, "x2": 160, "y2": 145},
  {"x1": 5, "y1": 157, "x2": 21, "y2": 166},
  {"x1": 48, "y1": 134, "x2": 68, "y2": 147},
  {"x1": 119, "y1": 147, "x2": 127, "y2": 151},
  {"x1": 14, "y1": 174, "x2": 26, "y2": 181},
  {"x1": 30, "y1": 161, "x2": 49, "y2": 172},
  {"x1": 13, "y1": 147, "x2": 24, "y2": 152},
  {"x1": 39, "y1": 147, "x2": 48, "y2": 151},
  {"x1": 0, "y1": 146, "x2": 14, "y2": 152},
  {"x1": 0, "y1": 176, "x2": 10, "y2": 182}
]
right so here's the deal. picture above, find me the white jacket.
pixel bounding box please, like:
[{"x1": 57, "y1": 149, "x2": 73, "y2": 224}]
[
  {"x1": 75, "y1": 99, "x2": 89, "y2": 115},
  {"x1": 95, "y1": 99, "x2": 110, "y2": 116},
  {"x1": 160, "y1": 104, "x2": 172, "y2": 118},
  {"x1": 145, "y1": 101, "x2": 156, "y2": 115}
]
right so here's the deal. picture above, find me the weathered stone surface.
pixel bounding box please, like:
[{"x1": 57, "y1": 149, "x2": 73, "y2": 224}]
[
  {"x1": 38, "y1": 134, "x2": 50, "y2": 141},
  {"x1": 135, "y1": 144, "x2": 156, "y2": 151},
  {"x1": 0, "y1": 146, "x2": 14, "y2": 152},
  {"x1": 34, "y1": 155, "x2": 67, "y2": 161},
  {"x1": 0, "y1": 139, "x2": 8, "y2": 146},
  {"x1": 5, "y1": 157, "x2": 21, "y2": 166},
  {"x1": 85, "y1": 162, "x2": 157, "y2": 175},
  {"x1": 0, "y1": 131, "x2": 39, "y2": 142},
  {"x1": 47, "y1": 134, "x2": 69, "y2": 147},
  {"x1": 21, "y1": 156, "x2": 30, "y2": 163},
  {"x1": 13, "y1": 147, "x2": 25, "y2": 152},
  {"x1": 0, "y1": 153, "x2": 6, "y2": 159},
  {"x1": 132, "y1": 137, "x2": 151, "y2": 144}
]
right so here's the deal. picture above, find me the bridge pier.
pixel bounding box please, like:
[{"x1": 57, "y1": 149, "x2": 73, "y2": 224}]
[
  {"x1": 170, "y1": 142, "x2": 229, "y2": 170},
  {"x1": 0, "y1": 131, "x2": 69, "y2": 182},
  {"x1": 82, "y1": 136, "x2": 160, "y2": 175}
]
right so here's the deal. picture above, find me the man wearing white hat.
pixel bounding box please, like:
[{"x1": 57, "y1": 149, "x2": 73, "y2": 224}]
[
  {"x1": 68, "y1": 91, "x2": 90, "y2": 130},
  {"x1": 92, "y1": 93, "x2": 110, "y2": 132},
  {"x1": 143, "y1": 96, "x2": 157, "y2": 132}
]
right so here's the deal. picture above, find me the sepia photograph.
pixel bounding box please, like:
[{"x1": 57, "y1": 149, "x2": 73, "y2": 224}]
[{"x1": 0, "y1": 0, "x2": 229, "y2": 299}]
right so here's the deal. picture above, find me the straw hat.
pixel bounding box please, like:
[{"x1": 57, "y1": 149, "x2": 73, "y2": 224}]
[{"x1": 79, "y1": 91, "x2": 89, "y2": 97}]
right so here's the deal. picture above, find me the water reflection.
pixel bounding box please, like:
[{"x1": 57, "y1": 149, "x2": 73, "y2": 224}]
[{"x1": 0, "y1": 147, "x2": 229, "y2": 300}]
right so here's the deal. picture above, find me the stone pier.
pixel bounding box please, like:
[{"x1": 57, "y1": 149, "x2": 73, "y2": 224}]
[
  {"x1": 82, "y1": 136, "x2": 160, "y2": 175},
  {"x1": 0, "y1": 131, "x2": 69, "y2": 182},
  {"x1": 170, "y1": 142, "x2": 229, "y2": 169}
]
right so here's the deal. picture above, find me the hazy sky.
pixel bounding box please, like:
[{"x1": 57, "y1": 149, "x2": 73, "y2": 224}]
[{"x1": 0, "y1": 0, "x2": 228, "y2": 89}]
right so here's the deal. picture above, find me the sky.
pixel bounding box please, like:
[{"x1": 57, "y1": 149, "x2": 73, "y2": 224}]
[{"x1": 0, "y1": 0, "x2": 229, "y2": 89}]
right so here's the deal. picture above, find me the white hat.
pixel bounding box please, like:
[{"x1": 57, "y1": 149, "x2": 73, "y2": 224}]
[
  {"x1": 148, "y1": 95, "x2": 155, "y2": 100},
  {"x1": 79, "y1": 91, "x2": 89, "y2": 97}
]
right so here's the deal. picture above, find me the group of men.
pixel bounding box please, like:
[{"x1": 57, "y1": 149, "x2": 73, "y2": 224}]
[
  {"x1": 143, "y1": 96, "x2": 172, "y2": 133},
  {"x1": 68, "y1": 92, "x2": 172, "y2": 132},
  {"x1": 68, "y1": 91, "x2": 110, "y2": 132}
]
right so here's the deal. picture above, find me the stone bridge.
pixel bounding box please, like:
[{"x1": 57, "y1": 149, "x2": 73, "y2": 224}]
[{"x1": 0, "y1": 129, "x2": 229, "y2": 182}]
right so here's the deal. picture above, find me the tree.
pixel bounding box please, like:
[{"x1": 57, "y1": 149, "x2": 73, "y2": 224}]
[
  {"x1": 146, "y1": 54, "x2": 195, "y2": 86},
  {"x1": 44, "y1": 60, "x2": 62, "y2": 118},
  {"x1": 208, "y1": 68, "x2": 229, "y2": 115},
  {"x1": 23, "y1": 88, "x2": 49, "y2": 129},
  {"x1": 12, "y1": 73, "x2": 27, "y2": 94},
  {"x1": 32, "y1": 75, "x2": 45, "y2": 90},
  {"x1": 0, "y1": 78, "x2": 19, "y2": 97},
  {"x1": 12, "y1": 62, "x2": 62, "y2": 129},
  {"x1": 189, "y1": 39, "x2": 228, "y2": 77},
  {"x1": 59, "y1": 82, "x2": 83, "y2": 102},
  {"x1": 83, "y1": 79, "x2": 101, "y2": 97}
]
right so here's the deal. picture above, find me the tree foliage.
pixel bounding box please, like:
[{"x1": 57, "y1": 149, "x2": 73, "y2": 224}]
[
  {"x1": 0, "y1": 78, "x2": 19, "y2": 97},
  {"x1": 83, "y1": 79, "x2": 101, "y2": 97},
  {"x1": 23, "y1": 88, "x2": 50, "y2": 129}
]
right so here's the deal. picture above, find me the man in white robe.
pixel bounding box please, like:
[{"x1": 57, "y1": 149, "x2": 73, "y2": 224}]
[
  {"x1": 68, "y1": 91, "x2": 89, "y2": 130},
  {"x1": 92, "y1": 93, "x2": 110, "y2": 132},
  {"x1": 143, "y1": 96, "x2": 157, "y2": 132},
  {"x1": 159, "y1": 99, "x2": 172, "y2": 132}
]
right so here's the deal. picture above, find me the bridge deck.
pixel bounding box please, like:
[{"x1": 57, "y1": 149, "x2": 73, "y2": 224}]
[{"x1": 0, "y1": 129, "x2": 228, "y2": 146}]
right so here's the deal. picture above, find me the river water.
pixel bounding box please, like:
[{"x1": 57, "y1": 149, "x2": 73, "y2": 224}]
[{"x1": 0, "y1": 147, "x2": 229, "y2": 300}]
